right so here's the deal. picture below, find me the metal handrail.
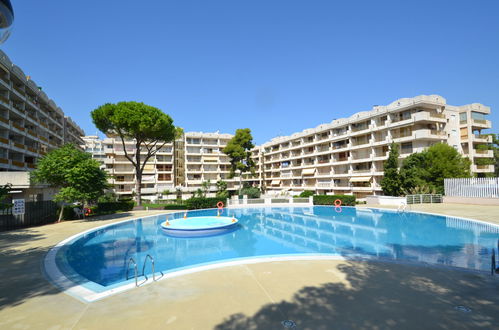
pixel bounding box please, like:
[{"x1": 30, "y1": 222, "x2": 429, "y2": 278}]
[
  {"x1": 126, "y1": 257, "x2": 139, "y2": 287},
  {"x1": 142, "y1": 254, "x2": 164, "y2": 282}
]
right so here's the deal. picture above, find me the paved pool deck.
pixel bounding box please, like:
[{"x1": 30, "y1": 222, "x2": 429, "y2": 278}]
[{"x1": 0, "y1": 204, "x2": 498, "y2": 329}]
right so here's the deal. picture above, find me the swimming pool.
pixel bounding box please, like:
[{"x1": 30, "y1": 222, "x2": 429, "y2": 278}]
[{"x1": 46, "y1": 206, "x2": 499, "y2": 301}]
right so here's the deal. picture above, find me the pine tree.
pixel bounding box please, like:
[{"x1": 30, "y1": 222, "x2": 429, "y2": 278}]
[{"x1": 381, "y1": 142, "x2": 402, "y2": 196}]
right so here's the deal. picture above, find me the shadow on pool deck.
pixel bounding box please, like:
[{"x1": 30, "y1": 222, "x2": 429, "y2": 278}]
[
  {"x1": 213, "y1": 261, "x2": 499, "y2": 330},
  {"x1": 0, "y1": 229, "x2": 59, "y2": 311},
  {"x1": 0, "y1": 209, "x2": 169, "y2": 314}
]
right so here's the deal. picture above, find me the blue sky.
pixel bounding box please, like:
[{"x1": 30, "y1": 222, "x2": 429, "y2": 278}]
[{"x1": 2, "y1": 0, "x2": 498, "y2": 144}]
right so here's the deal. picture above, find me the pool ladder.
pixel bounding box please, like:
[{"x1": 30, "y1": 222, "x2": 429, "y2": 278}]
[{"x1": 126, "y1": 254, "x2": 164, "y2": 287}]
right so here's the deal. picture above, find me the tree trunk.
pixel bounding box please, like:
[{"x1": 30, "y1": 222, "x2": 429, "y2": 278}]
[
  {"x1": 135, "y1": 141, "x2": 142, "y2": 206},
  {"x1": 57, "y1": 204, "x2": 64, "y2": 222},
  {"x1": 136, "y1": 170, "x2": 142, "y2": 206}
]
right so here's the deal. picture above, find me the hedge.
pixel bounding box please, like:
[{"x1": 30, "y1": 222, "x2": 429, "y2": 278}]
[
  {"x1": 164, "y1": 204, "x2": 188, "y2": 210},
  {"x1": 96, "y1": 201, "x2": 134, "y2": 213},
  {"x1": 184, "y1": 197, "x2": 226, "y2": 210},
  {"x1": 313, "y1": 195, "x2": 356, "y2": 206}
]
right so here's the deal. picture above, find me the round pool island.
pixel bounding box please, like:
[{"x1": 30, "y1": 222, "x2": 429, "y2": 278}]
[{"x1": 161, "y1": 216, "x2": 239, "y2": 237}]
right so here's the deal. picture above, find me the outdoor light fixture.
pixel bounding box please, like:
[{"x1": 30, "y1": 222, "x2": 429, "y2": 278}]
[{"x1": 0, "y1": 0, "x2": 14, "y2": 44}]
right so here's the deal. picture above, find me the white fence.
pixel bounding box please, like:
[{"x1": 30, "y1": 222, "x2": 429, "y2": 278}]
[
  {"x1": 227, "y1": 196, "x2": 313, "y2": 207},
  {"x1": 444, "y1": 177, "x2": 499, "y2": 198}
]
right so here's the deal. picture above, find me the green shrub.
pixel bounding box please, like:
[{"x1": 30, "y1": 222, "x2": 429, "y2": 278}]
[
  {"x1": 96, "y1": 201, "x2": 134, "y2": 213},
  {"x1": 313, "y1": 195, "x2": 356, "y2": 206},
  {"x1": 299, "y1": 190, "x2": 314, "y2": 197},
  {"x1": 216, "y1": 190, "x2": 229, "y2": 199},
  {"x1": 61, "y1": 205, "x2": 78, "y2": 220},
  {"x1": 184, "y1": 197, "x2": 226, "y2": 210},
  {"x1": 164, "y1": 204, "x2": 187, "y2": 210},
  {"x1": 240, "y1": 187, "x2": 261, "y2": 198}
]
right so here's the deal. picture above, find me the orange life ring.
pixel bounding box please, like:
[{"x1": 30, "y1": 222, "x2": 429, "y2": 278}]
[
  {"x1": 334, "y1": 199, "x2": 342, "y2": 207},
  {"x1": 217, "y1": 201, "x2": 224, "y2": 209}
]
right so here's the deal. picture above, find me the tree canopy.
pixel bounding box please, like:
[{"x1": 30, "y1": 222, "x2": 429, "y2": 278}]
[
  {"x1": 400, "y1": 143, "x2": 471, "y2": 194},
  {"x1": 91, "y1": 101, "x2": 177, "y2": 205},
  {"x1": 31, "y1": 144, "x2": 108, "y2": 220},
  {"x1": 223, "y1": 128, "x2": 256, "y2": 178},
  {"x1": 381, "y1": 142, "x2": 402, "y2": 196}
]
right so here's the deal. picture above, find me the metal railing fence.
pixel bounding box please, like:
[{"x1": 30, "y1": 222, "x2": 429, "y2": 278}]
[{"x1": 0, "y1": 201, "x2": 58, "y2": 231}]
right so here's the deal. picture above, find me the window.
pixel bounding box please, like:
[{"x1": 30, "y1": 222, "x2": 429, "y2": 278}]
[
  {"x1": 158, "y1": 174, "x2": 171, "y2": 181},
  {"x1": 401, "y1": 142, "x2": 413, "y2": 154},
  {"x1": 471, "y1": 112, "x2": 486, "y2": 122},
  {"x1": 459, "y1": 112, "x2": 467, "y2": 123}
]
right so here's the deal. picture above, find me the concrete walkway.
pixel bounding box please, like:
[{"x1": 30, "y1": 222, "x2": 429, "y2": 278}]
[{"x1": 0, "y1": 205, "x2": 498, "y2": 329}]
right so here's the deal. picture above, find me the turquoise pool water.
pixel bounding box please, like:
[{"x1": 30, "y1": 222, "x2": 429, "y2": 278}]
[{"x1": 58, "y1": 206, "x2": 499, "y2": 288}]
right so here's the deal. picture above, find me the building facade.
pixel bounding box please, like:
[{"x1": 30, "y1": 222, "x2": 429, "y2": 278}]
[
  {"x1": 95, "y1": 132, "x2": 240, "y2": 200},
  {"x1": 244, "y1": 95, "x2": 493, "y2": 199},
  {"x1": 82, "y1": 135, "x2": 106, "y2": 166},
  {"x1": 85, "y1": 95, "x2": 494, "y2": 201},
  {"x1": 0, "y1": 50, "x2": 84, "y2": 172}
]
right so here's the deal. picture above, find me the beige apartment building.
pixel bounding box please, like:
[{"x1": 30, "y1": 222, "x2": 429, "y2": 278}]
[
  {"x1": 99, "y1": 132, "x2": 239, "y2": 200},
  {"x1": 0, "y1": 50, "x2": 84, "y2": 172},
  {"x1": 244, "y1": 95, "x2": 493, "y2": 199},
  {"x1": 86, "y1": 94, "x2": 494, "y2": 201}
]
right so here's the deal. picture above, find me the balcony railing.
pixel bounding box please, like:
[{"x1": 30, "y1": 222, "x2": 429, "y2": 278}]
[
  {"x1": 11, "y1": 160, "x2": 25, "y2": 168},
  {"x1": 11, "y1": 122, "x2": 24, "y2": 131},
  {"x1": 0, "y1": 95, "x2": 9, "y2": 104}
]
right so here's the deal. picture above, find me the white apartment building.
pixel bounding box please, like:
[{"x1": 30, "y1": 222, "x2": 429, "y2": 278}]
[
  {"x1": 82, "y1": 135, "x2": 106, "y2": 166},
  {"x1": 85, "y1": 95, "x2": 494, "y2": 201},
  {"x1": 97, "y1": 131, "x2": 239, "y2": 200},
  {"x1": 0, "y1": 50, "x2": 84, "y2": 172},
  {"x1": 244, "y1": 95, "x2": 493, "y2": 199}
]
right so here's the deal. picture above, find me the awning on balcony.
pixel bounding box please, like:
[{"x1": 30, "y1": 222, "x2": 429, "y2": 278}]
[
  {"x1": 202, "y1": 156, "x2": 218, "y2": 162},
  {"x1": 271, "y1": 180, "x2": 281, "y2": 185},
  {"x1": 142, "y1": 175, "x2": 155, "y2": 182},
  {"x1": 302, "y1": 168, "x2": 316, "y2": 176},
  {"x1": 349, "y1": 176, "x2": 372, "y2": 183}
]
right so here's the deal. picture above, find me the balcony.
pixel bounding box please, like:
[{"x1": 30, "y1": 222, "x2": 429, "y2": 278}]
[
  {"x1": 472, "y1": 134, "x2": 493, "y2": 143},
  {"x1": 474, "y1": 149, "x2": 493, "y2": 157},
  {"x1": 351, "y1": 186, "x2": 374, "y2": 192},
  {"x1": 472, "y1": 164, "x2": 494, "y2": 173},
  {"x1": 13, "y1": 142, "x2": 25, "y2": 150},
  {"x1": 350, "y1": 124, "x2": 372, "y2": 136},
  {"x1": 0, "y1": 95, "x2": 9, "y2": 105},
  {"x1": 11, "y1": 121, "x2": 25, "y2": 132},
  {"x1": 469, "y1": 119, "x2": 492, "y2": 129},
  {"x1": 11, "y1": 160, "x2": 25, "y2": 168},
  {"x1": 412, "y1": 111, "x2": 446, "y2": 123},
  {"x1": 141, "y1": 187, "x2": 158, "y2": 194}
]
